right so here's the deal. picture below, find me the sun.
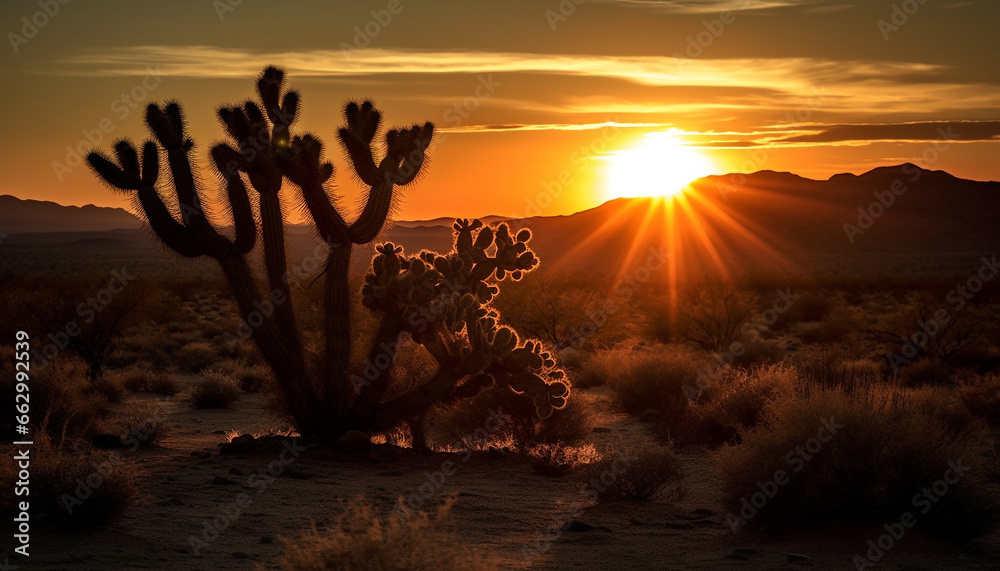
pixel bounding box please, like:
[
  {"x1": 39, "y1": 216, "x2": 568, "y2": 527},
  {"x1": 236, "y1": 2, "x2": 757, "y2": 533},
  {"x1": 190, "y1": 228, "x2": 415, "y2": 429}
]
[{"x1": 604, "y1": 130, "x2": 717, "y2": 200}]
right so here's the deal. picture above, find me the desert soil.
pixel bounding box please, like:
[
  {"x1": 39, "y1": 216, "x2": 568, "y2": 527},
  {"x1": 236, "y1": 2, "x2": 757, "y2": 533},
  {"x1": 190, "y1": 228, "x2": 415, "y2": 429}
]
[{"x1": 13, "y1": 377, "x2": 1000, "y2": 571}]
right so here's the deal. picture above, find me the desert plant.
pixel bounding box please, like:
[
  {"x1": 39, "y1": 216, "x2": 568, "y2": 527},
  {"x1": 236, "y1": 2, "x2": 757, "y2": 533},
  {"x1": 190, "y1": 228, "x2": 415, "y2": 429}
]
[
  {"x1": 527, "y1": 442, "x2": 596, "y2": 476},
  {"x1": 87, "y1": 66, "x2": 569, "y2": 442},
  {"x1": 0, "y1": 437, "x2": 145, "y2": 529},
  {"x1": 591, "y1": 446, "x2": 685, "y2": 502},
  {"x1": 275, "y1": 496, "x2": 499, "y2": 570},
  {"x1": 718, "y1": 386, "x2": 997, "y2": 538},
  {"x1": 958, "y1": 373, "x2": 1000, "y2": 425},
  {"x1": 608, "y1": 349, "x2": 700, "y2": 417},
  {"x1": 190, "y1": 372, "x2": 241, "y2": 409},
  {"x1": 676, "y1": 281, "x2": 753, "y2": 353}
]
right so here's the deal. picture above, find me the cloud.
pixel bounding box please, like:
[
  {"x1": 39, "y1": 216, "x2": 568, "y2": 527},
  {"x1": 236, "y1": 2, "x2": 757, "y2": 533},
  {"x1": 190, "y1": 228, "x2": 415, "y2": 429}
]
[
  {"x1": 776, "y1": 121, "x2": 1000, "y2": 143},
  {"x1": 594, "y1": 0, "x2": 853, "y2": 14},
  {"x1": 55, "y1": 46, "x2": 941, "y2": 91}
]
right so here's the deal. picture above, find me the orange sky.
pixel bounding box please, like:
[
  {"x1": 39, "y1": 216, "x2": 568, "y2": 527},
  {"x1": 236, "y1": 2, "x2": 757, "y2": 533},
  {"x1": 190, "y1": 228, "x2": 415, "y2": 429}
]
[{"x1": 1, "y1": 0, "x2": 998, "y2": 220}]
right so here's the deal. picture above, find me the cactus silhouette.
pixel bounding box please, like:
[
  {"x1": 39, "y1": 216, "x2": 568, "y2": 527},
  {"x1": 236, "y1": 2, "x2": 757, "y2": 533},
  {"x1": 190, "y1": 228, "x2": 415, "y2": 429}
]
[{"x1": 87, "y1": 66, "x2": 569, "y2": 443}]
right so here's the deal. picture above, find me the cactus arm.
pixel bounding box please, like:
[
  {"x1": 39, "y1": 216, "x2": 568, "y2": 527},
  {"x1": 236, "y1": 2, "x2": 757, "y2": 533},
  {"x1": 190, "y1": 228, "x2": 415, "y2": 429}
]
[{"x1": 211, "y1": 145, "x2": 256, "y2": 254}]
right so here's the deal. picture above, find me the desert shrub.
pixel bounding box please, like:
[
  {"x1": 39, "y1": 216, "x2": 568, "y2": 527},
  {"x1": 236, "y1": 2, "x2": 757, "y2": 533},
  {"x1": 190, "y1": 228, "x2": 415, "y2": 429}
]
[
  {"x1": 590, "y1": 446, "x2": 685, "y2": 502},
  {"x1": 573, "y1": 348, "x2": 630, "y2": 389},
  {"x1": 113, "y1": 367, "x2": 180, "y2": 395},
  {"x1": 173, "y1": 341, "x2": 219, "y2": 372},
  {"x1": 796, "y1": 353, "x2": 884, "y2": 394},
  {"x1": 731, "y1": 340, "x2": 785, "y2": 369},
  {"x1": 527, "y1": 443, "x2": 596, "y2": 476},
  {"x1": 237, "y1": 364, "x2": 273, "y2": 394},
  {"x1": 190, "y1": 372, "x2": 241, "y2": 409},
  {"x1": 898, "y1": 359, "x2": 952, "y2": 387},
  {"x1": 275, "y1": 497, "x2": 499, "y2": 571},
  {"x1": 676, "y1": 282, "x2": 753, "y2": 352},
  {"x1": 107, "y1": 402, "x2": 172, "y2": 447},
  {"x1": 948, "y1": 345, "x2": 1000, "y2": 375},
  {"x1": 608, "y1": 349, "x2": 700, "y2": 417},
  {"x1": 431, "y1": 385, "x2": 590, "y2": 451},
  {"x1": 797, "y1": 319, "x2": 851, "y2": 344},
  {"x1": 717, "y1": 386, "x2": 997, "y2": 538},
  {"x1": 1, "y1": 359, "x2": 114, "y2": 445},
  {"x1": 783, "y1": 291, "x2": 831, "y2": 324},
  {"x1": 86, "y1": 375, "x2": 127, "y2": 403},
  {"x1": 0, "y1": 438, "x2": 145, "y2": 528},
  {"x1": 958, "y1": 374, "x2": 1000, "y2": 425}
]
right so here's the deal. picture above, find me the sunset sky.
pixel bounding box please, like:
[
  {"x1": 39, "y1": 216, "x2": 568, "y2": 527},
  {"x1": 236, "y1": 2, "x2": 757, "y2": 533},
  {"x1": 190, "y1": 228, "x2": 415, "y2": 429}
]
[{"x1": 1, "y1": 0, "x2": 998, "y2": 220}]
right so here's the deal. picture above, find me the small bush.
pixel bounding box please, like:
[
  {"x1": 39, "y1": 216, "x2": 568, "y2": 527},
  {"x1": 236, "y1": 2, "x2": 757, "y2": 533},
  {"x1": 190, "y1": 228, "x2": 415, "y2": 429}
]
[
  {"x1": 0, "y1": 438, "x2": 145, "y2": 528},
  {"x1": 109, "y1": 402, "x2": 172, "y2": 447},
  {"x1": 573, "y1": 349, "x2": 631, "y2": 389},
  {"x1": 899, "y1": 359, "x2": 952, "y2": 387},
  {"x1": 238, "y1": 364, "x2": 272, "y2": 394},
  {"x1": 174, "y1": 341, "x2": 219, "y2": 373},
  {"x1": 275, "y1": 497, "x2": 500, "y2": 571},
  {"x1": 432, "y1": 385, "x2": 590, "y2": 451},
  {"x1": 797, "y1": 319, "x2": 851, "y2": 344},
  {"x1": 590, "y1": 446, "x2": 685, "y2": 502},
  {"x1": 731, "y1": 340, "x2": 785, "y2": 369},
  {"x1": 86, "y1": 376, "x2": 127, "y2": 403},
  {"x1": 717, "y1": 386, "x2": 997, "y2": 538},
  {"x1": 528, "y1": 443, "x2": 596, "y2": 476},
  {"x1": 190, "y1": 372, "x2": 241, "y2": 409},
  {"x1": 608, "y1": 349, "x2": 700, "y2": 417},
  {"x1": 959, "y1": 374, "x2": 1000, "y2": 425},
  {"x1": 114, "y1": 367, "x2": 180, "y2": 395}
]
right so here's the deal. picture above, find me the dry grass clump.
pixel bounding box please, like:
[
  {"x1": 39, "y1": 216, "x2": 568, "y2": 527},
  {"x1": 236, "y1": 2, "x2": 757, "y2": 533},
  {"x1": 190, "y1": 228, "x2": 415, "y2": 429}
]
[
  {"x1": 572, "y1": 348, "x2": 631, "y2": 388},
  {"x1": 590, "y1": 446, "x2": 685, "y2": 502},
  {"x1": 958, "y1": 373, "x2": 1000, "y2": 425},
  {"x1": 106, "y1": 401, "x2": 172, "y2": 448},
  {"x1": 717, "y1": 385, "x2": 997, "y2": 538},
  {"x1": 190, "y1": 372, "x2": 241, "y2": 409},
  {"x1": 731, "y1": 340, "x2": 786, "y2": 369},
  {"x1": 275, "y1": 497, "x2": 500, "y2": 571},
  {"x1": 173, "y1": 341, "x2": 219, "y2": 373},
  {"x1": 898, "y1": 358, "x2": 953, "y2": 387},
  {"x1": 110, "y1": 366, "x2": 180, "y2": 395},
  {"x1": 607, "y1": 348, "x2": 700, "y2": 417},
  {"x1": 527, "y1": 443, "x2": 598, "y2": 476},
  {"x1": 0, "y1": 437, "x2": 145, "y2": 529},
  {"x1": 432, "y1": 385, "x2": 590, "y2": 452}
]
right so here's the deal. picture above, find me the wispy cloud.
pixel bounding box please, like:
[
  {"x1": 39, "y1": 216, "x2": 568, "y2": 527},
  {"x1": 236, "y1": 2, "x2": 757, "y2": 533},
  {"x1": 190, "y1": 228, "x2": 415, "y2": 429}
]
[
  {"x1": 55, "y1": 46, "x2": 941, "y2": 92},
  {"x1": 775, "y1": 121, "x2": 1000, "y2": 143},
  {"x1": 594, "y1": 0, "x2": 853, "y2": 14}
]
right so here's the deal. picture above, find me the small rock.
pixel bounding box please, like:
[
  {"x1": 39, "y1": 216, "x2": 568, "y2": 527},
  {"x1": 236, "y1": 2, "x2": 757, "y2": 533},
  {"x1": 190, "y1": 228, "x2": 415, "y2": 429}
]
[
  {"x1": 563, "y1": 520, "x2": 593, "y2": 532},
  {"x1": 211, "y1": 476, "x2": 236, "y2": 486},
  {"x1": 212, "y1": 430, "x2": 227, "y2": 435},
  {"x1": 232, "y1": 552, "x2": 249, "y2": 559},
  {"x1": 259, "y1": 536, "x2": 273, "y2": 544},
  {"x1": 591, "y1": 427, "x2": 612, "y2": 433},
  {"x1": 488, "y1": 446, "x2": 505, "y2": 459},
  {"x1": 787, "y1": 553, "x2": 812, "y2": 564},
  {"x1": 691, "y1": 508, "x2": 715, "y2": 517},
  {"x1": 335, "y1": 430, "x2": 372, "y2": 453},
  {"x1": 228, "y1": 467, "x2": 245, "y2": 476},
  {"x1": 166, "y1": 476, "x2": 175, "y2": 482}
]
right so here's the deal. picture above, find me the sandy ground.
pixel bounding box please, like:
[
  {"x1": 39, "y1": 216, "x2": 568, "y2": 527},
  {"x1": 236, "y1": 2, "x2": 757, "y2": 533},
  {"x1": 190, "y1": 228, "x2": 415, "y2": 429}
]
[{"x1": 8, "y1": 378, "x2": 1000, "y2": 571}]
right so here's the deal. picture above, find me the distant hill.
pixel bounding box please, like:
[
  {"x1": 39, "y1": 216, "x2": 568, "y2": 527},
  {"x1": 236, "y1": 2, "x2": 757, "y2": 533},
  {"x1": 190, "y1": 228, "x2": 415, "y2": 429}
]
[
  {"x1": 0, "y1": 195, "x2": 141, "y2": 234},
  {"x1": 3, "y1": 164, "x2": 998, "y2": 282}
]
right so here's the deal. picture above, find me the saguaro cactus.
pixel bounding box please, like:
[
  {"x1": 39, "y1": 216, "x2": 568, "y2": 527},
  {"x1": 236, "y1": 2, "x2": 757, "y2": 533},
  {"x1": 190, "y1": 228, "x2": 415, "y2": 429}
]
[{"x1": 87, "y1": 66, "x2": 569, "y2": 442}]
